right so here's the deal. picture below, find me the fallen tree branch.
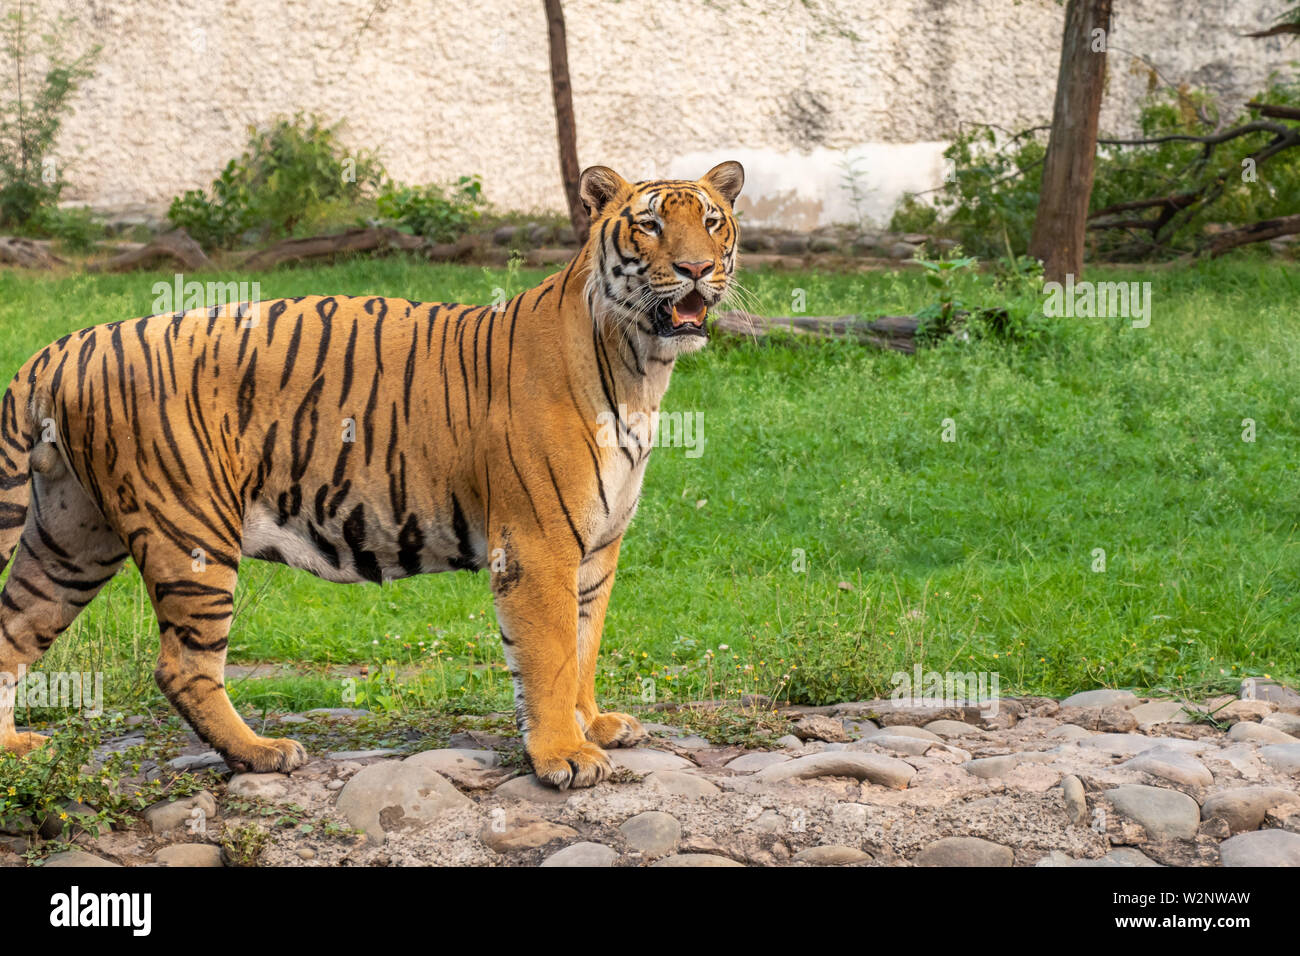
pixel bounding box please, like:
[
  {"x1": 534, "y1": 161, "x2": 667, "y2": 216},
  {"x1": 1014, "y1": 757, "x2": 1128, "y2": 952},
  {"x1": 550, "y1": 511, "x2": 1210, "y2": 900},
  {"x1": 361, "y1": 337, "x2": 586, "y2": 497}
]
[
  {"x1": 243, "y1": 226, "x2": 423, "y2": 270},
  {"x1": 87, "y1": 229, "x2": 210, "y2": 273},
  {"x1": 1247, "y1": 101, "x2": 1300, "y2": 122},
  {"x1": 0, "y1": 236, "x2": 65, "y2": 269},
  {"x1": 1244, "y1": 23, "x2": 1300, "y2": 38},
  {"x1": 712, "y1": 311, "x2": 934, "y2": 354},
  {"x1": 1196, "y1": 213, "x2": 1300, "y2": 258}
]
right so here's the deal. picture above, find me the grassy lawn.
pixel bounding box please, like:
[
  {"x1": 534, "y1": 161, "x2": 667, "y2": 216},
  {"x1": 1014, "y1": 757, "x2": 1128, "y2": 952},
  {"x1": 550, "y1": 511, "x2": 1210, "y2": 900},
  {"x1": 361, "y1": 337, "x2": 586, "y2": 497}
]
[{"x1": 2, "y1": 254, "x2": 1297, "y2": 726}]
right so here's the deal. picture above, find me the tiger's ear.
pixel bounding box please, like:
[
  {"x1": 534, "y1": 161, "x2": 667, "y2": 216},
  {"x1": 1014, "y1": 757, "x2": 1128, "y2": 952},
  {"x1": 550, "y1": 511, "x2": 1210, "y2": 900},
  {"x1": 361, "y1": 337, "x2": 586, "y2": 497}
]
[
  {"x1": 701, "y1": 161, "x2": 745, "y2": 207},
  {"x1": 579, "y1": 166, "x2": 630, "y2": 218}
]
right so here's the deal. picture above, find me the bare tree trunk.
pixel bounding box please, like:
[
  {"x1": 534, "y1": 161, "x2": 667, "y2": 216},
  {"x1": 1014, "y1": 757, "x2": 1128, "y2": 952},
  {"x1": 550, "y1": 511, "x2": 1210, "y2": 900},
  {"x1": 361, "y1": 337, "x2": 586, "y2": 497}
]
[
  {"x1": 1029, "y1": 0, "x2": 1113, "y2": 284},
  {"x1": 544, "y1": 0, "x2": 588, "y2": 244}
]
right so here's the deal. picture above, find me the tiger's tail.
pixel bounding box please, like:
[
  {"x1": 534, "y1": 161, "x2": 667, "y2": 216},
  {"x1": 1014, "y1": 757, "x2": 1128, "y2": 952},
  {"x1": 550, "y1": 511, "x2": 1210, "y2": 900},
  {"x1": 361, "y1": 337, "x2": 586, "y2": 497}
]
[{"x1": 0, "y1": 370, "x2": 38, "y2": 571}]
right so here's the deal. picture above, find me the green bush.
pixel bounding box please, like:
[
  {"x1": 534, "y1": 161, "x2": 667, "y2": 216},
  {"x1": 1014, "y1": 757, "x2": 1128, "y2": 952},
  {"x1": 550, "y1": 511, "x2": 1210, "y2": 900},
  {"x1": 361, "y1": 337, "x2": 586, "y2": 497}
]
[
  {"x1": 376, "y1": 176, "x2": 484, "y2": 242},
  {"x1": 0, "y1": 5, "x2": 97, "y2": 235},
  {"x1": 167, "y1": 113, "x2": 385, "y2": 248},
  {"x1": 891, "y1": 73, "x2": 1300, "y2": 261}
]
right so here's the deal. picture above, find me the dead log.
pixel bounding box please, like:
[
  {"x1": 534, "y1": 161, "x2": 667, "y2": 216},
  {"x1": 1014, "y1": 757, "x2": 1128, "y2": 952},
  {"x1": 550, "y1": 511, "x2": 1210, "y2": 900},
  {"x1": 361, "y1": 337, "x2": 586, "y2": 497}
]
[
  {"x1": 243, "y1": 227, "x2": 424, "y2": 270},
  {"x1": 1196, "y1": 212, "x2": 1300, "y2": 258},
  {"x1": 1247, "y1": 101, "x2": 1300, "y2": 123},
  {"x1": 712, "y1": 311, "x2": 932, "y2": 354},
  {"x1": 0, "y1": 236, "x2": 65, "y2": 269},
  {"x1": 87, "y1": 229, "x2": 211, "y2": 273}
]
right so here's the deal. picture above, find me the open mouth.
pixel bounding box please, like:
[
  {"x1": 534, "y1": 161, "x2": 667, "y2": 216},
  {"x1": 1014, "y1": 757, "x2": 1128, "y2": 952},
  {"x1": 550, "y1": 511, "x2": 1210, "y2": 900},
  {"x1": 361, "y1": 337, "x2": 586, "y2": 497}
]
[{"x1": 652, "y1": 289, "x2": 709, "y2": 338}]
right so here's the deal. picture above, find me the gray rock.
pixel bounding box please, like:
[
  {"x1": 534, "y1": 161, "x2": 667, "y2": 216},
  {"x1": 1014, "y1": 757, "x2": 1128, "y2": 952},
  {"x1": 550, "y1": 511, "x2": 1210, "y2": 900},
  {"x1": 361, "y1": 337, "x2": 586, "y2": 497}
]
[
  {"x1": 724, "y1": 752, "x2": 791, "y2": 773},
  {"x1": 144, "y1": 791, "x2": 217, "y2": 836},
  {"x1": 867, "y1": 725, "x2": 942, "y2": 741},
  {"x1": 1072, "y1": 847, "x2": 1163, "y2": 867},
  {"x1": 809, "y1": 235, "x2": 840, "y2": 253},
  {"x1": 777, "y1": 236, "x2": 809, "y2": 255},
  {"x1": 493, "y1": 774, "x2": 572, "y2": 805},
  {"x1": 1260, "y1": 743, "x2": 1300, "y2": 775},
  {"x1": 754, "y1": 752, "x2": 915, "y2": 789},
  {"x1": 643, "y1": 770, "x2": 721, "y2": 799},
  {"x1": 1228, "y1": 722, "x2": 1298, "y2": 745},
  {"x1": 480, "y1": 810, "x2": 576, "y2": 852},
  {"x1": 305, "y1": 708, "x2": 369, "y2": 719},
  {"x1": 1121, "y1": 748, "x2": 1213, "y2": 788},
  {"x1": 1062, "y1": 689, "x2": 1139, "y2": 708},
  {"x1": 619, "y1": 811, "x2": 681, "y2": 858},
  {"x1": 1202, "y1": 786, "x2": 1300, "y2": 833},
  {"x1": 336, "y1": 761, "x2": 472, "y2": 843},
  {"x1": 792, "y1": 715, "x2": 848, "y2": 742},
  {"x1": 1062, "y1": 774, "x2": 1087, "y2": 825},
  {"x1": 1106, "y1": 784, "x2": 1200, "y2": 841},
  {"x1": 1079, "y1": 733, "x2": 1205, "y2": 757},
  {"x1": 154, "y1": 843, "x2": 224, "y2": 866},
  {"x1": 915, "y1": 836, "x2": 1013, "y2": 867},
  {"x1": 849, "y1": 734, "x2": 932, "y2": 756},
  {"x1": 924, "y1": 719, "x2": 982, "y2": 737},
  {"x1": 1262, "y1": 713, "x2": 1300, "y2": 736},
  {"x1": 607, "y1": 748, "x2": 693, "y2": 774},
  {"x1": 43, "y1": 851, "x2": 120, "y2": 867},
  {"x1": 1240, "y1": 678, "x2": 1300, "y2": 710},
  {"x1": 1128, "y1": 700, "x2": 1190, "y2": 728},
  {"x1": 328, "y1": 749, "x2": 402, "y2": 760},
  {"x1": 792, "y1": 844, "x2": 871, "y2": 865},
  {"x1": 404, "y1": 748, "x2": 502, "y2": 786},
  {"x1": 1219, "y1": 829, "x2": 1300, "y2": 866},
  {"x1": 776, "y1": 734, "x2": 804, "y2": 750},
  {"x1": 227, "y1": 773, "x2": 291, "y2": 802},
  {"x1": 652, "y1": 853, "x2": 744, "y2": 867},
  {"x1": 965, "y1": 752, "x2": 1054, "y2": 779},
  {"x1": 38, "y1": 801, "x2": 99, "y2": 839},
  {"x1": 888, "y1": 241, "x2": 919, "y2": 259},
  {"x1": 167, "y1": 751, "x2": 226, "y2": 772},
  {"x1": 1048, "y1": 724, "x2": 1094, "y2": 741},
  {"x1": 541, "y1": 842, "x2": 618, "y2": 867}
]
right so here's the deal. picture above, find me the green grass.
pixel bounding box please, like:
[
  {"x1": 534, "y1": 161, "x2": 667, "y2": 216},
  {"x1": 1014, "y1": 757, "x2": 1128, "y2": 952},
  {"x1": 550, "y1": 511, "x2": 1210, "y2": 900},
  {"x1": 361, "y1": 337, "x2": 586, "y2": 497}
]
[{"x1": 3, "y1": 253, "x2": 1298, "y2": 727}]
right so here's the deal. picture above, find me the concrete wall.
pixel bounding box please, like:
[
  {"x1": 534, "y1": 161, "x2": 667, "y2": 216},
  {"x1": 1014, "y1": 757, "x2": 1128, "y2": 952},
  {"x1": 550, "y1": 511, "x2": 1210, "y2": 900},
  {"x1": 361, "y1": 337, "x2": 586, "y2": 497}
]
[{"x1": 45, "y1": 0, "x2": 1296, "y2": 230}]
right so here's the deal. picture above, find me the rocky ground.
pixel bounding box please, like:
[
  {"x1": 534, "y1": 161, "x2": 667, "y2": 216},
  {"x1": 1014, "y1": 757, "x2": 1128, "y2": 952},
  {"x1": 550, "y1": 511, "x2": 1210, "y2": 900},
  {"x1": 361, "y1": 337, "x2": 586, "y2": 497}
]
[{"x1": 9, "y1": 684, "x2": 1300, "y2": 868}]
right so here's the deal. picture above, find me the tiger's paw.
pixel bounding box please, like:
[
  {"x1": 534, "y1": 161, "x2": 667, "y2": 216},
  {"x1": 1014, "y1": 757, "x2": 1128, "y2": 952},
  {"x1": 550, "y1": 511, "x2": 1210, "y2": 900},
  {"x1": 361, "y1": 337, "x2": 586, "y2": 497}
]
[
  {"x1": 528, "y1": 738, "x2": 611, "y2": 789},
  {"x1": 223, "y1": 736, "x2": 308, "y2": 774},
  {"x1": 0, "y1": 730, "x2": 50, "y2": 756},
  {"x1": 585, "y1": 711, "x2": 648, "y2": 749}
]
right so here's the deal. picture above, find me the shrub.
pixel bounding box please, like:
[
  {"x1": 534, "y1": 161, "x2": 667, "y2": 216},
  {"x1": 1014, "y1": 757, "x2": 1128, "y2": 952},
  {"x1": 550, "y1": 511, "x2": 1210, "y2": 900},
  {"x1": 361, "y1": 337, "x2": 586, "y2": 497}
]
[
  {"x1": 376, "y1": 176, "x2": 484, "y2": 242},
  {"x1": 0, "y1": 3, "x2": 98, "y2": 235},
  {"x1": 891, "y1": 72, "x2": 1300, "y2": 261},
  {"x1": 167, "y1": 113, "x2": 385, "y2": 248}
]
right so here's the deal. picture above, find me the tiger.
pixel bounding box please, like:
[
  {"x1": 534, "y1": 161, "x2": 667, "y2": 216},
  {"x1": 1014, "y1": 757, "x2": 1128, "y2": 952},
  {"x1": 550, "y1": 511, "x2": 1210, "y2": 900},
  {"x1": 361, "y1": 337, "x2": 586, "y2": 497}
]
[{"x1": 0, "y1": 161, "x2": 744, "y2": 789}]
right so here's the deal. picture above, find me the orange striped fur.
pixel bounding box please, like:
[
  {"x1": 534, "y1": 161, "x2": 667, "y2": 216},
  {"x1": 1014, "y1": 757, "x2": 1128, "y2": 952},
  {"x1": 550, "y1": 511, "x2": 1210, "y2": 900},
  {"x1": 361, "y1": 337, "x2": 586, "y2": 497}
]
[{"x1": 0, "y1": 162, "x2": 744, "y2": 787}]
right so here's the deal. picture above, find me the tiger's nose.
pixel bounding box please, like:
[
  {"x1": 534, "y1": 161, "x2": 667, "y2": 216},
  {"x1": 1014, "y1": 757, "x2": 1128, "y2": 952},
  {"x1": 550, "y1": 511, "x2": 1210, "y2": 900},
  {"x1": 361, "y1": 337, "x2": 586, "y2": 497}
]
[{"x1": 673, "y1": 260, "x2": 715, "y2": 280}]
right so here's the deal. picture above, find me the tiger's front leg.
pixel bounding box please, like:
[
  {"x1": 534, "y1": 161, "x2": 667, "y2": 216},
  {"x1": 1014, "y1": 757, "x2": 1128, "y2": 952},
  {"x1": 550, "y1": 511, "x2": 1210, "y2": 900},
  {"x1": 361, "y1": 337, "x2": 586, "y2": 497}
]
[
  {"x1": 492, "y1": 534, "x2": 610, "y2": 789},
  {"x1": 576, "y1": 535, "x2": 647, "y2": 749}
]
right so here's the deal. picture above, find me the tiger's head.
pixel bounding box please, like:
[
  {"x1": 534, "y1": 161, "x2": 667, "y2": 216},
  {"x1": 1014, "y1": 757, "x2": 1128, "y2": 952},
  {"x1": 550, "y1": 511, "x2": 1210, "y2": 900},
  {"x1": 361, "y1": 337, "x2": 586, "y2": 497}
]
[{"x1": 579, "y1": 161, "x2": 744, "y2": 357}]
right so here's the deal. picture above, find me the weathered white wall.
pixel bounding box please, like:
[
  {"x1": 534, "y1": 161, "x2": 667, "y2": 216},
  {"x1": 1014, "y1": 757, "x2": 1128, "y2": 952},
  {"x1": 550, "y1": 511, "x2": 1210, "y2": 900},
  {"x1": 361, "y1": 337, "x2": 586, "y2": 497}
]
[{"x1": 45, "y1": 0, "x2": 1296, "y2": 229}]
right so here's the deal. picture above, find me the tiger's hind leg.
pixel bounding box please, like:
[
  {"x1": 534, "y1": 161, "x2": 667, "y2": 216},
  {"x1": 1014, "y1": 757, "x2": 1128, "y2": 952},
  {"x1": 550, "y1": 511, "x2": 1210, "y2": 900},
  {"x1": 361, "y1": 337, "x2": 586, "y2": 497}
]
[
  {"x1": 0, "y1": 472, "x2": 127, "y2": 755},
  {"x1": 140, "y1": 554, "x2": 306, "y2": 774}
]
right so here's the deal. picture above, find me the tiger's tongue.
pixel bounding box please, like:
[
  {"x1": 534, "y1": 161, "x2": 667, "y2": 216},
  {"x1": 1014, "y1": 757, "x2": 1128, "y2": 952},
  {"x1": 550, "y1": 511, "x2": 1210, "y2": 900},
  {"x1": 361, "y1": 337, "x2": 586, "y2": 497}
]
[{"x1": 673, "y1": 291, "x2": 707, "y2": 326}]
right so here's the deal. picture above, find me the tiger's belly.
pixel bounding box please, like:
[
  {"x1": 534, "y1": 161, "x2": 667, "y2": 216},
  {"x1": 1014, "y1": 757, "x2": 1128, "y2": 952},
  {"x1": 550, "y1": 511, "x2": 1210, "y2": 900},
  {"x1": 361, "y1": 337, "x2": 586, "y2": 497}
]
[{"x1": 240, "y1": 498, "x2": 487, "y2": 584}]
